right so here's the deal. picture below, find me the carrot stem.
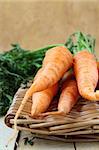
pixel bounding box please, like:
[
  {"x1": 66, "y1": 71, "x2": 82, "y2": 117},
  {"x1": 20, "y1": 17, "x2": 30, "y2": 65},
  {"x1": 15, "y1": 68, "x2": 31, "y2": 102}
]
[{"x1": 65, "y1": 31, "x2": 96, "y2": 56}]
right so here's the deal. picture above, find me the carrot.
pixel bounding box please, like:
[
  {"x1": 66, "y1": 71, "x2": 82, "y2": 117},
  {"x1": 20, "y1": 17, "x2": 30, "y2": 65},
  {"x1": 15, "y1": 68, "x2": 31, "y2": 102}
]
[
  {"x1": 40, "y1": 78, "x2": 79, "y2": 116},
  {"x1": 74, "y1": 50, "x2": 99, "y2": 100},
  {"x1": 33, "y1": 68, "x2": 43, "y2": 81},
  {"x1": 58, "y1": 79, "x2": 79, "y2": 114},
  {"x1": 96, "y1": 62, "x2": 99, "y2": 89},
  {"x1": 31, "y1": 68, "x2": 58, "y2": 117},
  {"x1": 31, "y1": 83, "x2": 58, "y2": 117},
  {"x1": 14, "y1": 46, "x2": 73, "y2": 130},
  {"x1": 26, "y1": 46, "x2": 73, "y2": 94},
  {"x1": 66, "y1": 32, "x2": 99, "y2": 101},
  {"x1": 32, "y1": 69, "x2": 73, "y2": 117}
]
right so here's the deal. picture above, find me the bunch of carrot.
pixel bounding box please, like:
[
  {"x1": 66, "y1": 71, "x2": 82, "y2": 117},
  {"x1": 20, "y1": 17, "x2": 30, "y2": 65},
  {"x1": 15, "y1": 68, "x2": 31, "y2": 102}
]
[{"x1": 14, "y1": 32, "x2": 99, "y2": 130}]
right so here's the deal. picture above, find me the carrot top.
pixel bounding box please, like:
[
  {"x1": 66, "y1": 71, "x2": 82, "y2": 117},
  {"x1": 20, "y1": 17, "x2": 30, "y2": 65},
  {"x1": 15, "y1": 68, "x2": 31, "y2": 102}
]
[{"x1": 65, "y1": 31, "x2": 95, "y2": 55}]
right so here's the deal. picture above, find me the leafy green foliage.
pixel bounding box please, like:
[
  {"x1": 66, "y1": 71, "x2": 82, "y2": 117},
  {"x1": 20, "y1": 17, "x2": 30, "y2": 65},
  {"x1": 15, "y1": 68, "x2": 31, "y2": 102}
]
[{"x1": 65, "y1": 31, "x2": 95, "y2": 55}]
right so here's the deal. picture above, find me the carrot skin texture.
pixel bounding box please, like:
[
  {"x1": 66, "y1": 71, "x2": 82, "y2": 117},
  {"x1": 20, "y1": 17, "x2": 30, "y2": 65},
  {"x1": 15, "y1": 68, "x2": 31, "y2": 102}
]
[
  {"x1": 40, "y1": 79, "x2": 79, "y2": 116},
  {"x1": 74, "y1": 50, "x2": 99, "y2": 101},
  {"x1": 58, "y1": 79, "x2": 79, "y2": 114},
  {"x1": 31, "y1": 83, "x2": 58, "y2": 117},
  {"x1": 18, "y1": 46, "x2": 73, "y2": 109},
  {"x1": 96, "y1": 62, "x2": 99, "y2": 89},
  {"x1": 28, "y1": 46, "x2": 73, "y2": 94},
  {"x1": 19, "y1": 46, "x2": 73, "y2": 99},
  {"x1": 14, "y1": 46, "x2": 73, "y2": 129}
]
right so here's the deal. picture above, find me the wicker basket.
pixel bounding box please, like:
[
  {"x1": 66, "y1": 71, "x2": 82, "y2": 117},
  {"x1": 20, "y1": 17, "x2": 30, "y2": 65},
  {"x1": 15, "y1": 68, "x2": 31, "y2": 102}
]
[{"x1": 5, "y1": 82, "x2": 99, "y2": 142}]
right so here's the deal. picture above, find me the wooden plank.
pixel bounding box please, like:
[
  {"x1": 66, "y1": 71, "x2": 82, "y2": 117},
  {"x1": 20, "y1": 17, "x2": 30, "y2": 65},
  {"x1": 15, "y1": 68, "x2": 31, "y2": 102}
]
[
  {"x1": 76, "y1": 142, "x2": 99, "y2": 150},
  {"x1": 0, "y1": 117, "x2": 18, "y2": 150},
  {"x1": 17, "y1": 131, "x2": 74, "y2": 150}
]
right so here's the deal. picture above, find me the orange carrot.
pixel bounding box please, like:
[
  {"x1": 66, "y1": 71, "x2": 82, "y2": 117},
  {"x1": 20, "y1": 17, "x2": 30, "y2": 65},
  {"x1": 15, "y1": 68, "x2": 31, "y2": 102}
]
[
  {"x1": 14, "y1": 46, "x2": 73, "y2": 130},
  {"x1": 26, "y1": 46, "x2": 73, "y2": 94},
  {"x1": 31, "y1": 83, "x2": 58, "y2": 117},
  {"x1": 66, "y1": 32, "x2": 99, "y2": 101},
  {"x1": 31, "y1": 68, "x2": 58, "y2": 117},
  {"x1": 96, "y1": 61, "x2": 99, "y2": 89},
  {"x1": 41, "y1": 78, "x2": 79, "y2": 116},
  {"x1": 74, "y1": 50, "x2": 99, "y2": 101},
  {"x1": 58, "y1": 79, "x2": 79, "y2": 114},
  {"x1": 33, "y1": 68, "x2": 43, "y2": 81},
  {"x1": 32, "y1": 46, "x2": 73, "y2": 92}
]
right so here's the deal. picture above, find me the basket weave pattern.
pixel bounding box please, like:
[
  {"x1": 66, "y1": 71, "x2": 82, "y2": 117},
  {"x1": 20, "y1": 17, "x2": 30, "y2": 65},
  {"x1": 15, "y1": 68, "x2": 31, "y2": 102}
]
[{"x1": 5, "y1": 83, "x2": 99, "y2": 142}]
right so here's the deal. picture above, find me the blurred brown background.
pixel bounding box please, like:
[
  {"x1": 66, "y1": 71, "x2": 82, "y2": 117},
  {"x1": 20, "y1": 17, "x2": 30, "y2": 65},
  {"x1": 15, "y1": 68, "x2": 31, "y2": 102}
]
[{"x1": 0, "y1": 0, "x2": 99, "y2": 57}]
